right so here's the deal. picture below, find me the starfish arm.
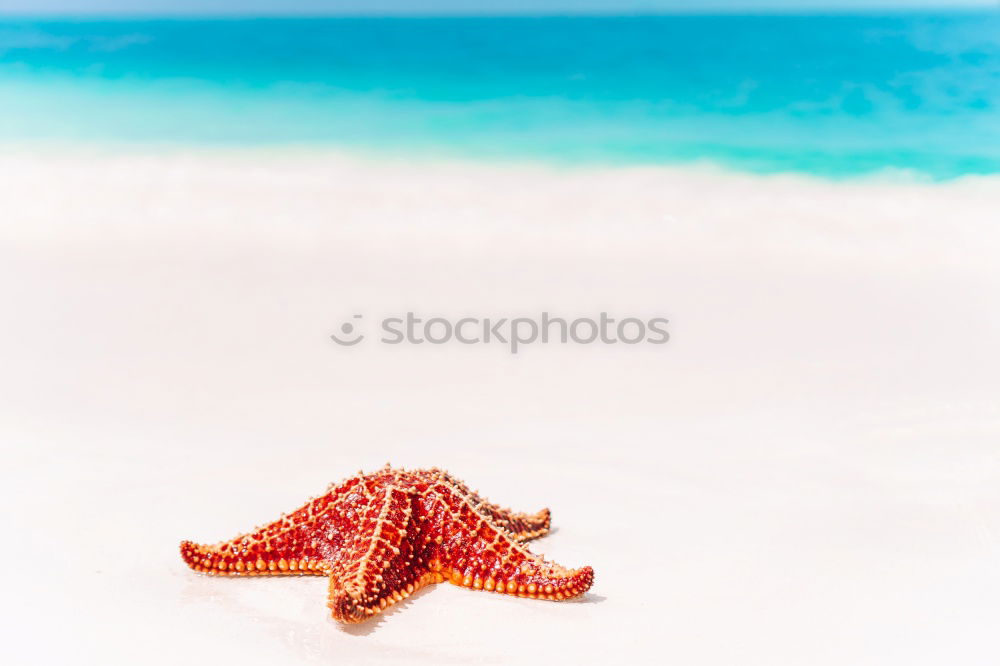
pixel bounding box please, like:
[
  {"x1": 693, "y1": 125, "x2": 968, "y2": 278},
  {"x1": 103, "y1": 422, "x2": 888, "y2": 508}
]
[
  {"x1": 425, "y1": 483, "x2": 594, "y2": 601},
  {"x1": 179, "y1": 477, "x2": 366, "y2": 576},
  {"x1": 326, "y1": 484, "x2": 432, "y2": 623},
  {"x1": 417, "y1": 469, "x2": 552, "y2": 542},
  {"x1": 490, "y1": 507, "x2": 551, "y2": 543}
]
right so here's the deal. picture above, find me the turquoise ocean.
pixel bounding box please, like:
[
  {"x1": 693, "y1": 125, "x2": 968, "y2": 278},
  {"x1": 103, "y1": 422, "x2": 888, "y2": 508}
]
[{"x1": 1, "y1": 12, "x2": 999, "y2": 179}]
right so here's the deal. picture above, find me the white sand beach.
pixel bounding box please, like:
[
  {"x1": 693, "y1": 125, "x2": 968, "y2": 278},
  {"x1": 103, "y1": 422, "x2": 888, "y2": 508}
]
[{"x1": 2, "y1": 149, "x2": 999, "y2": 664}]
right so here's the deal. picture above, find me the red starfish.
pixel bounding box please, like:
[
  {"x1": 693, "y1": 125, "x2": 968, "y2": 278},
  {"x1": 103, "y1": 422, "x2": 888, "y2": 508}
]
[{"x1": 180, "y1": 466, "x2": 595, "y2": 623}]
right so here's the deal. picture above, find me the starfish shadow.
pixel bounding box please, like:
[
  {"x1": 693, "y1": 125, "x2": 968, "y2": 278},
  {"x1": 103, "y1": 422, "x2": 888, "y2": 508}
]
[{"x1": 336, "y1": 584, "x2": 437, "y2": 636}]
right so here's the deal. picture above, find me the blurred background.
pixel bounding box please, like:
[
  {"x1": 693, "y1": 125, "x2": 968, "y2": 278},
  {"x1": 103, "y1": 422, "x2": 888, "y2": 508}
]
[{"x1": 1, "y1": 3, "x2": 999, "y2": 176}]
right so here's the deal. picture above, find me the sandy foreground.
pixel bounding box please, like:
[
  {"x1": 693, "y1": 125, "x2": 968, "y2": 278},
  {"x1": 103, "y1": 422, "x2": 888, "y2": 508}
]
[{"x1": 1, "y1": 149, "x2": 998, "y2": 665}]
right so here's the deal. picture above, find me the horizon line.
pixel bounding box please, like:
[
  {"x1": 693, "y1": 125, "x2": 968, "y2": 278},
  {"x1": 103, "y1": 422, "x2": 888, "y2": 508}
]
[{"x1": 1, "y1": 6, "x2": 997, "y2": 20}]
